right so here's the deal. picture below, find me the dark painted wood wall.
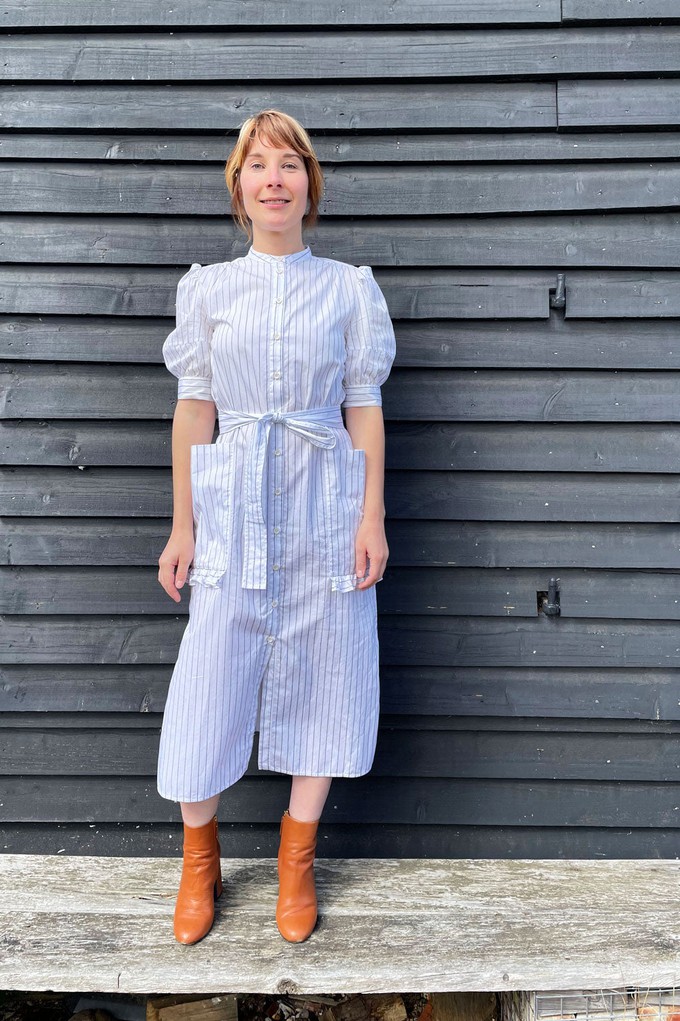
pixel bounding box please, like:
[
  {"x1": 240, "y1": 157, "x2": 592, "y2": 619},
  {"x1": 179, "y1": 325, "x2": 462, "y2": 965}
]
[{"x1": 2, "y1": 1, "x2": 680, "y2": 858}]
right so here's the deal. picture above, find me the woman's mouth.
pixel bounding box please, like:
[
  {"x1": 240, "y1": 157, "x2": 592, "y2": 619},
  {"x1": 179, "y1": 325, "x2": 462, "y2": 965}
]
[{"x1": 260, "y1": 199, "x2": 290, "y2": 206}]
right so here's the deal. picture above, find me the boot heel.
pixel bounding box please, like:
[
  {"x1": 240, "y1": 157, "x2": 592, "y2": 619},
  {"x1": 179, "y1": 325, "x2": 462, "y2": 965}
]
[{"x1": 214, "y1": 872, "x2": 223, "y2": 900}]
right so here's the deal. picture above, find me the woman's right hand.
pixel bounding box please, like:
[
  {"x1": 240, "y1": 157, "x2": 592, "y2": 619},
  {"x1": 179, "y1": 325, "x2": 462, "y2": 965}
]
[{"x1": 158, "y1": 528, "x2": 195, "y2": 602}]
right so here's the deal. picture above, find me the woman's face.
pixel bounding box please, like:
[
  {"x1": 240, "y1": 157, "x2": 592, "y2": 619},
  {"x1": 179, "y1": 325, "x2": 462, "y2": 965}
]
[{"x1": 238, "y1": 136, "x2": 309, "y2": 242}]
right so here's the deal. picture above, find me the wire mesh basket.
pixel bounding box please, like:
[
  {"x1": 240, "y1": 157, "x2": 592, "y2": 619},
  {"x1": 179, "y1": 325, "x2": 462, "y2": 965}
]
[{"x1": 499, "y1": 988, "x2": 680, "y2": 1021}]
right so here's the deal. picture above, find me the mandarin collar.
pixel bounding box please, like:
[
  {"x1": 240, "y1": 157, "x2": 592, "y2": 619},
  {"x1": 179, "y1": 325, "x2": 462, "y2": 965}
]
[{"x1": 247, "y1": 244, "x2": 312, "y2": 265}]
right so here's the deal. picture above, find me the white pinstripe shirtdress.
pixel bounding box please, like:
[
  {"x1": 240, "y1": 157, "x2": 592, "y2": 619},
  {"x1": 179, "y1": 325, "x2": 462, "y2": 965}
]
[{"x1": 156, "y1": 244, "x2": 397, "y2": 802}]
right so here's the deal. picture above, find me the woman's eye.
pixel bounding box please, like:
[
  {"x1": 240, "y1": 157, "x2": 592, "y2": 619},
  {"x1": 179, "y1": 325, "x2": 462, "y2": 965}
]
[{"x1": 249, "y1": 162, "x2": 299, "y2": 170}]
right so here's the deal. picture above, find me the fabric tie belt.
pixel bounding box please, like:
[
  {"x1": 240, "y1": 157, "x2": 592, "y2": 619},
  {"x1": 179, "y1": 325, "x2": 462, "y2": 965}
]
[{"x1": 218, "y1": 406, "x2": 343, "y2": 589}]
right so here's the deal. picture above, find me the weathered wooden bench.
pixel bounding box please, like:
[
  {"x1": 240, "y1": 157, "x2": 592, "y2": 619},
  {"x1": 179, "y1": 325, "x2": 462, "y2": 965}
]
[{"x1": 0, "y1": 855, "x2": 678, "y2": 995}]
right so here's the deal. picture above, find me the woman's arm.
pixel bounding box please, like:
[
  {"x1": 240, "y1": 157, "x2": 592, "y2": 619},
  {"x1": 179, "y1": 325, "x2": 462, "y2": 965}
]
[
  {"x1": 158, "y1": 398, "x2": 217, "y2": 601},
  {"x1": 344, "y1": 405, "x2": 388, "y2": 588}
]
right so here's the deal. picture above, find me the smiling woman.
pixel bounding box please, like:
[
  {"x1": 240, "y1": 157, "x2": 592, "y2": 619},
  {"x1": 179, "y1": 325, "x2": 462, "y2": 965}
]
[{"x1": 156, "y1": 108, "x2": 396, "y2": 949}]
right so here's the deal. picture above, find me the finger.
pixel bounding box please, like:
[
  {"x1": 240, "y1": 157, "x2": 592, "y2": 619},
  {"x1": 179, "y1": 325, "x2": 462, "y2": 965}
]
[
  {"x1": 175, "y1": 564, "x2": 188, "y2": 589},
  {"x1": 158, "y1": 567, "x2": 181, "y2": 602}
]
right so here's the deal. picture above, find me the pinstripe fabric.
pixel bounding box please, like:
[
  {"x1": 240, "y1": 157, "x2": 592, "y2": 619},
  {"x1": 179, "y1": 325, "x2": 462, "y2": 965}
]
[{"x1": 156, "y1": 244, "x2": 396, "y2": 801}]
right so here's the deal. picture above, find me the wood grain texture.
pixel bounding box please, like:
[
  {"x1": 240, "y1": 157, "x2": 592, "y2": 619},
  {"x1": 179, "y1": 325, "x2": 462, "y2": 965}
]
[
  {"x1": 0, "y1": 855, "x2": 678, "y2": 992},
  {"x1": 0, "y1": 266, "x2": 551, "y2": 318},
  {"x1": 2, "y1": 722, "x2": 679, "y2": 781},
  {"x1": 563, "y1": 0, "x2": 680, "y2": 22},
  {"x1": 6, "y1": 317, "x2": 680, "y2": 369},
  {"x1": 1, "y1": 821, "x2": 679, "y2": 858},
  {"x1": 0, "y1": 83, "x2": 555, "y2": 130},
  {"x1": 1, "y1": 773, "x2": 680, "y2": 826},
  {"x1": 8, "y1": 421, "x2": 680, "y2": 472},
  {"x1": 7, "y1": 565, "x2": 680, "y2": 621},
  {"x1": 3, "y1": 213, "x2": 680, "y2": 267},
  {"x1": 3, "y1": 162, "x2": 679, "y2": 216},
  {"x1": 9, "y1": 468, "x2": 680, "y2": 521},
  {"x1": 2, "y1": 664, "x2": 680, "y2": 719},
  {"x1": 10, "y1": 365, "x2": 680, "y2": 422},
  {"x1": 0, "y1": 0, "x2": 562, "y2": 28},
  {"x1": 6, "y1": 131, "x2": 680, "y2": 162},
  {"x1": 4, "y1": 27, "x2": 680, "y2": 80},
  {"x1": 559, "y1": 79, "x2": 680, "y2": 126}
]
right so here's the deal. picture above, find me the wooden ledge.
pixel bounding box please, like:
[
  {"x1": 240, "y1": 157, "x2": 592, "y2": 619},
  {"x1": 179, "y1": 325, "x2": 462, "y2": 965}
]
[{"x1": 1, "y1": 856, "x2": 679, "y2": 994}]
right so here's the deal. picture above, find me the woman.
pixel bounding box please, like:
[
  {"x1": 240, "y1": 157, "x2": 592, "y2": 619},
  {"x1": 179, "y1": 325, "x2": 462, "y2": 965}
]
[{"x1": 156, "y1": 109, "x2": 396, "y2": 946}]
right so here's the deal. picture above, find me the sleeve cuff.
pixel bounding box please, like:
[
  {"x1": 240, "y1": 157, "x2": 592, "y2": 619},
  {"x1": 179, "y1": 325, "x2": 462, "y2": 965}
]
[
  {"x1": 341, "y1": 384, "x2": 382, "y2": 408},
  {"x1": 177, "y1": 376, "x2": 213, "y2": 401}
]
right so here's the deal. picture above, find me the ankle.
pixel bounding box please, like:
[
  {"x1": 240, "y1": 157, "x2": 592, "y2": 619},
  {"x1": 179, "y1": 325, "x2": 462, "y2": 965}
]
[{"x1": 285, "y1": 809, "x2": 320, "y2": 824}]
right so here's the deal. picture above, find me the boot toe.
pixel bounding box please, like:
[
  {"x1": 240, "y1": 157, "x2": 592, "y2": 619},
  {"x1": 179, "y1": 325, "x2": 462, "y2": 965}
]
[{"x1": 276, "y1": 908, "x2": 317, "y2": 943}]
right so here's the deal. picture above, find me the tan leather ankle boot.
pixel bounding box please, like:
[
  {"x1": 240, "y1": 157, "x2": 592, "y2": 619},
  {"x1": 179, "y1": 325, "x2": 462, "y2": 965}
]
[
  {"x1": 276, "y1": 809, "x2": 319, "y2": 942},
  {"x1": 173, "y1": 813, "x2": 223, "y2": 944}
]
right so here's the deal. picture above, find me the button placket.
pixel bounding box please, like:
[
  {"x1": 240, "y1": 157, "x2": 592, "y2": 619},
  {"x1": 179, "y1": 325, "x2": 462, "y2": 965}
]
[{"x1": 268, "y1": 259, "x2": 285, "y2": 627}]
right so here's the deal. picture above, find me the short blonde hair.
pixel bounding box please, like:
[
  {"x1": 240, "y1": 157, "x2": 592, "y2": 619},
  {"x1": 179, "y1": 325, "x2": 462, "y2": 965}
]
[{"x1": 225, "y1": 110, "x2": 324, "y2": 241}]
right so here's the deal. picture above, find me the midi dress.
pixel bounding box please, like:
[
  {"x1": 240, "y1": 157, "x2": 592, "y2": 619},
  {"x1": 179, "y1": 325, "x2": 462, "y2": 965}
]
[{"x1": 156, "y1": 243, "x2": 397, "y2": 803}]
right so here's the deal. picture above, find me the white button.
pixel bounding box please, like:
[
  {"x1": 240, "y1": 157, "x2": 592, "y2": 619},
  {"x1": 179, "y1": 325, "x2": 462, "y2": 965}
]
[
  {"x1": 273, "y1": 333, "x2": 281, "y2": 340},
  {"x1": 276, "y1": 265, "x2": 283, "y2": 274},
  {"x1": 272, "y1": 563, "x2": 280, "y2": 571},
  {"x1": 273, "y1": 526, "x2": 281, "y2": 534},
  {"x1": 271, "y1": 599, "x2": 278, "y2": 607},
  {"x1": 265, "y1": 635, "x2": 275, "y2": 644},
  {"x1": 274, "y1": 487, "x2": 281, "y2": 495},
  {"x1": 275, "y1": 296, "x2": 283, "y2": 304},
  {"x1": 272, "y1": 370, "x2": 281, "y2": 379},
  {"x1": 274, "y1": 448, "x2": 282, "y2": 456}
]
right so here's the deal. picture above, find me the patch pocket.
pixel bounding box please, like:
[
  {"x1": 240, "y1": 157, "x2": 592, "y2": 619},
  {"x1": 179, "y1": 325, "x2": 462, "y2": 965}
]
[
  {"x1": 187, "y1": 442, "x2": 235, "y2": 588},
  {"x1": 321, "y1": 447, "x2": 366, "y2": 592}
]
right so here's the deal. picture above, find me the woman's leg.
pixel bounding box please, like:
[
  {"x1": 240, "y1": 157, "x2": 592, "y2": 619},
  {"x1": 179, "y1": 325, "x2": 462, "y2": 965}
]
[
  {"x1": 288, "y1": 775, "x2": 332, "y2": 821},
  {"x1": 181, "y1": 795, "x2": 220, "y2": 827}
]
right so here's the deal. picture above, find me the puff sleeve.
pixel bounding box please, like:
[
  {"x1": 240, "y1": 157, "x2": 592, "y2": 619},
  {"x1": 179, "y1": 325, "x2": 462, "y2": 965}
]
[
  {"x1": 162, "y1": 263, "x2": 214, "y2": 401},
  {"x1": 341, "y1": 265, "x2": 396, "y2": 408}
]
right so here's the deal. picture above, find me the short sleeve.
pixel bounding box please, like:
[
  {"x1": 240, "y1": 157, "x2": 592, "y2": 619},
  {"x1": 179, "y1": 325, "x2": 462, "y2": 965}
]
[
  {"x1": 162, "y1": 263, "x2": 214, "y2": 401},
  {"x1": 341, "y1": 265, "x2": 397, "y2": 409}
]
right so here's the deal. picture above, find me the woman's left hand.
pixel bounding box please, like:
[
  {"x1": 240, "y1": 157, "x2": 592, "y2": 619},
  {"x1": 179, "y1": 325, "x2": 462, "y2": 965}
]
[{"x1": 354, "y1": 517, "x2": 389, "y2": 590}]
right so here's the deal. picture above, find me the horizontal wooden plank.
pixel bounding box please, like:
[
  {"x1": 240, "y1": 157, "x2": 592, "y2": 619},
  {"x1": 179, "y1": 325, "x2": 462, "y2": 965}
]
[
  {"x1": 4, "y1": 130, "x2": 680, "y2": 162},
  {"x1": 378, "y1": 615, "x2": 680, "y2": 669},
  {"x1": 4, "y1": 27, "x2": 680, "y2": 80},
  {"x1": 6, "y1": 566, "x2": 680, "y2": 620},
  {"x1": 563, "y1": 0, "x2": 680, "y2": 22},
  {"x1": 9, "y1": 421, "x2": 680, "y2": 474},
  {"x1": 2, "y1": 664, "x2": 680, "y2": 720},
  {"x1": 0, "y1": 83, "x2": 555, "y2": 130},
  {"x1": 8, "y1": 468, "x2": 680, "y2": 521},
  {"x1": 5, "y1": 316, "x2": 680, "y2": 371},
  {"x1": 2, "y1": 725, "x2": 678, "y2": 781},
  {"x1": 3, "y1": 712, "x2": 675, "y2": 734},
  {"x1": 0, "y1": 0, "x2": 562, "y2": 27},
  {"x1": 2, "y1": 856, "x2": 679, "y2": 994},
  {"x1": 559, "y1": 79, "x2": 680, "y2": 127},
  {"x1": 6, "y1": 519, "x2": 680, "y2": 572},
  {"x1": 6, "y1": 614, "x2": 680, "y2": 668},
  {"x1": 3, "y1": 162, "x2": 680, "y2": 216},
  {"x1": 566, "y1": 271, "x2": 680, "y2": 317},
  {"x1": 2, "y1": 774, "x2": 679, "y2": 826},
  {"x1": 1, "y1": 822, "x2": 678, "y2": 859},
  {"x1": 4, "y1": 212, "x2": 680, "y2": 268},
  {"x1": 11, "y1": 365, "x2": 680, "y2": 421},
  {"x1": 0, "y1": 267, "x2": 551, "y2": 318}
]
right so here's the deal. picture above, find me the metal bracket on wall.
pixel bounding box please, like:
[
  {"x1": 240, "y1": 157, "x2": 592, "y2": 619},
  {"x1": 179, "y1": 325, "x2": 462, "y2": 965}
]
[
  {"x1": 538, "y1": 577, "x2": 561, "y2": 616},
  {"x1": 550, "y1": 272, "x2": 566, "y2": 309}
]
